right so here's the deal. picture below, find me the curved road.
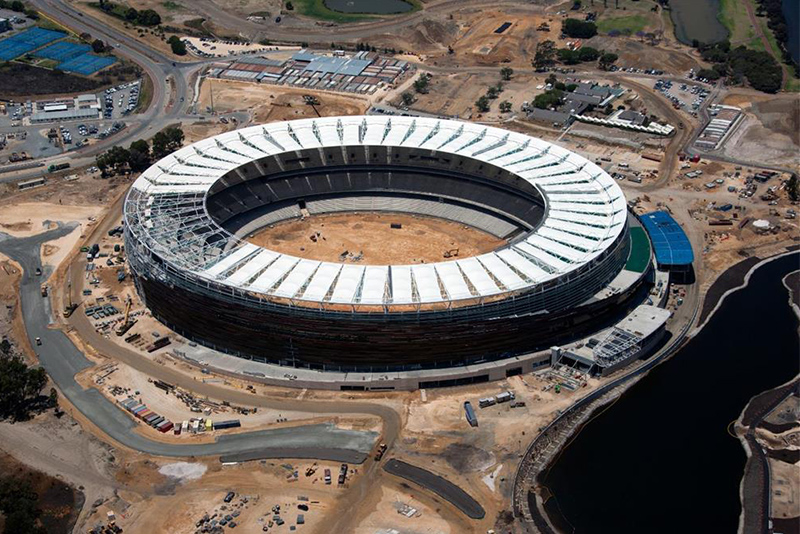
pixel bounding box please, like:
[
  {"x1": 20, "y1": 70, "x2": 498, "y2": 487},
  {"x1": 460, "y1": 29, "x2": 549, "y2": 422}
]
[{"x1": 0, "y1": 225, "x2": 387, "y2": 461}]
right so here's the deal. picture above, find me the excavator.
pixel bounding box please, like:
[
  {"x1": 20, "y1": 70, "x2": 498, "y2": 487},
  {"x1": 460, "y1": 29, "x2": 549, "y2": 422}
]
[
  {"x1": 443, "y1": 248, "x2": 459, "y2": 259},
  {"x1": 115, "y1": 298, "x2": 137, "y2": 336}
]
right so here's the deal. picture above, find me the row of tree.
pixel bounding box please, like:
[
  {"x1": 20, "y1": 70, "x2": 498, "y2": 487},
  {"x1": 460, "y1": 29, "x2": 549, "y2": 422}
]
[
  {"x1": 96, "y1": 126, "x2": 184, "y2": 176},
  {"x1": 697, "y1": 41, "x2": 783, "y2": 93},
  {"x1": 97, "y1": 0, "x2": 161, "y2": 27}
]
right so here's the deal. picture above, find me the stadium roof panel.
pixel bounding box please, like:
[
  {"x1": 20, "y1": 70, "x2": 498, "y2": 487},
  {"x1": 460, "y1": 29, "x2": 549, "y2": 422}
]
[
  {"x1": 126, "y1": 116, "x2": 627, "y2": 307},
  {"x1": 639, "y1": 211, "x2": 694, "y2": 266}
]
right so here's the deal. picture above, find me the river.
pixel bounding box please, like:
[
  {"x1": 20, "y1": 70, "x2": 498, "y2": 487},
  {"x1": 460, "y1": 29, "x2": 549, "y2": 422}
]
[
  {"x1": 537, "y1": 253, "x2": 800, "y2": 533},
  {"x1": 783, "y1": 0, "x2": 800, "y2": 64}
]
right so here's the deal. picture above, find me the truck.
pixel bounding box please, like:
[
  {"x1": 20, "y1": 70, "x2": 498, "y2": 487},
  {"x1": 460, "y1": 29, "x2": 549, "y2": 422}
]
[
  {"x1": 324, "y1": 469, "x2": 331, "y2": 485},
  {"x1": 496, "y1": 391, "x2": 515, "y2": 404},
  {"x1": 374, "y1": 443, "x2": 387, "y2": 461},
  {"x1": 40, "y1": 285, "x2": 48, "y2": 297},
  {"x1": 464, "y1": 401, "x2": 478, "y2": 427},
  {"x1": 338, "y1": 463, "x2": 348, "y2": 485},
  {"x1": 47, "y1": 162, "x2": 70, "y2": 173},
  {"x1": 479, "y1": 397, "x2": 496, "y2": 408}
]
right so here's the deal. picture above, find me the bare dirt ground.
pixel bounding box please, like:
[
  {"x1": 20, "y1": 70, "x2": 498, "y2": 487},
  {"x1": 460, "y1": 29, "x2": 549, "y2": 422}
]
[
  {"x1": 720, "y1": 93, "x2": 800, "y2": 169},
  {"x1": 403, "y1": 71, "x2": 545, "y2": 120},
  {"x1": 247, "y1": 212, "x2": 505, "y2": 265},
  {"x1": 197, "y1": 78, "x2": 369, "y2": 122}
]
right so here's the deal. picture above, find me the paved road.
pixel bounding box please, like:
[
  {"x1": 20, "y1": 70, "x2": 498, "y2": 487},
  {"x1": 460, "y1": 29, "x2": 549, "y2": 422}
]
[
  {"x1": 383, "y1": 459, "x2": 486, "y2": 519},
  {"x1": 0, "y1": 227, "x2": 378, "y2": 462}
]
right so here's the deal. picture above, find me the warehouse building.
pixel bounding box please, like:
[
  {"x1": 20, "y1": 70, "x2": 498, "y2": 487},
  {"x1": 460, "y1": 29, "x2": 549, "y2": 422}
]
[{"x1": 29, "y1": 94, "x2": 101, "y2": 123}]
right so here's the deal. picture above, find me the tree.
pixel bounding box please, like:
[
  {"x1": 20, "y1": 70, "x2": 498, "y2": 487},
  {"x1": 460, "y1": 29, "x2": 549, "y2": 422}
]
[
  {"x1": 10, "y1": 0, "x2": 24, "y2": 12},
  {"x1": 128, "y1": 139, "x2": 151, "y2": 171},
  {"x1": 533, "y1": 89, "x2": 564, "y2": 109},
  {"x1": 167, "y1": 35, "x2": 186, "y2": 55},
  {"x1": 400, "y1": 92, "x2": 414, "y2": 106},
  {"x1": 0, "y1": 353, "x2": 49, "y2": 422},
  {"x1": 557, "y1": 48, "x2": 580, "y2": 64},
  {"x1": 599, "y1": 52, "x2": 619, "y2": 70},
  {"x1": 286, "y1": 1, "x2": 294, "y2": 9},
  {"x1": 697, "y1": 68, "x2": 721, "y2": 80},
  {"x1": 533, "y1": 40, "x2": 556, "y2": 71},
  {"x1": 91, "y1": 39, "x2": 106, "y2": 54},
  {"x1": 475, "y1": 95, "x2": 490, "y2": 112},
  {"x1": 486, "y1": 85, "x2": 500, "y2": 99},
  {"x1": 499, "y1": 100, "x2": 512, "y2": 113},
  {"x1": 500, "y1": 67, "x2": 514, "y2": 81},
  {"x1": 562, "y1": 18, "x2": 597, "y2": 38},
  {"x1": 577, "y1": 46, "x2": 600, "y2": 61},
  {"x1": 0, "y1": 478, "x2": 48, "y2": 534},
  {"x1": 136, "y1": 8, "x2": 162, "y2": 26},
  {"x1": 151, "y1": 126, "x2": 184, "y2": 159},
  {"x1": 413, "y1": 73, "x2": 431, "y2": 94},
  {"x1": 787, "y1": 174, "x2": 799, "y2": 202}
]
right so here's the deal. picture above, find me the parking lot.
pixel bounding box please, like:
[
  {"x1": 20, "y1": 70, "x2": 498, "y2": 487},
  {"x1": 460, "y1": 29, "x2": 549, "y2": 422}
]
[
  {"x1": 652, "y1": 78, "x2": 711, "y2": 115},
  {"x1": 0, "y1": 80, "x2": 139, "y2": 164}
]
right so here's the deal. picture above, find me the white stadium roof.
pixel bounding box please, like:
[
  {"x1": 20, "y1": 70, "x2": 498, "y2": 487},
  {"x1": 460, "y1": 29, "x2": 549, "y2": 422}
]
[{"x1": 127, "y1": 116, "x2": 627, "y2": 307}]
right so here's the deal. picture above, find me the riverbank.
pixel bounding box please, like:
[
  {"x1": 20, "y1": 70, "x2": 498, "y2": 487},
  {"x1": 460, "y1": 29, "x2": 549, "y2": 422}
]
[{"x1": 530, "y1": 251, "x2": 800, "y2": 533}]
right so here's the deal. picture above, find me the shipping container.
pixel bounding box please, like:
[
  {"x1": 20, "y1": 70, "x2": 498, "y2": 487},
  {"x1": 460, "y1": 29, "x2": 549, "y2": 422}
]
[
  {"x1": 181, "y1": 420, "x2": 189, "y2": 432},
  {"x1": 205, "y1": 419, "x2": 213, "y2": 431},
  {"x1": 213, "y1": 420, "x2": 242, "y2": 430},
  {"x1": 464, "y1": 401, "x2": 478, "y2": 427}
]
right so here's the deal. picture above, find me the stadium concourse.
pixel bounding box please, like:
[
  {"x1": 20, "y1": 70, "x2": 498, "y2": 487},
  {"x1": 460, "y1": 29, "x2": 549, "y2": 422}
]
[{"x1": 124, "y1": 116, "x2": 660, "y2": 390}]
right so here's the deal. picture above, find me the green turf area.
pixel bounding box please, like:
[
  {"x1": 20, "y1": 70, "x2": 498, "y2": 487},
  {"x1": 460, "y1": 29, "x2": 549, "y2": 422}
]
[
  {"x1": 290, "y1": 0, "x2": 420, "y2": 23},
  {"x1": 162, "y1": 1, "x2": 182, "y2": 10},
  {"x1": 625, "y1": 227, "x2": 651, "y2": 273},
  {"x1": 596, "y1": 14, "x2": 650, "y2": 35},
  {"x1": 719, "y1": 0, "x2": 754, "y2": 45},
  {"x1": 785, "y1": 77, "x2": 800, "y2": 92}
]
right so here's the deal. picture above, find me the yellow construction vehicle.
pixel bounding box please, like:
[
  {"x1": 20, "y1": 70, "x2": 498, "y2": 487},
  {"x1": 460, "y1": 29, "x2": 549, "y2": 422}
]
[{"x1": 115, "y1": 298, "x2": 137, "y2": 336}]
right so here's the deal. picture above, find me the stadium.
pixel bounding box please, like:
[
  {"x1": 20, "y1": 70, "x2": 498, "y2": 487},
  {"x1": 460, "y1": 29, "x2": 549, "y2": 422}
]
[{"x1": 124, "y1": 116, "x2": 652, "y2": 383}]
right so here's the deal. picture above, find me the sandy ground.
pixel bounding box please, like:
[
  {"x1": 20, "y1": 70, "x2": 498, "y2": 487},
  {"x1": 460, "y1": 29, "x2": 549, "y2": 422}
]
[
  {"x1": 197, "y1": 78, "x2": 369, "y2": 122},
  {"x1": 118, "y1": 459, "x2": 356, "y2": 534},
  {"x1": 247, "y1": 212, "x2": 505, "y2": 265}
]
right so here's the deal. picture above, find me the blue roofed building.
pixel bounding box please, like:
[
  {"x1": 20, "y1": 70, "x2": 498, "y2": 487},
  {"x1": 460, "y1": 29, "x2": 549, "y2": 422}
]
[{"x1": 639, "y1": 211, "x2": 694, "y2": 276}]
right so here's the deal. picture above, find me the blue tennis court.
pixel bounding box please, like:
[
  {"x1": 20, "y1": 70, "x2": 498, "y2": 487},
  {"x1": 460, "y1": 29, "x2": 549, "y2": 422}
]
[
  {"x1": 33, "y1": 41, "x2": 91, "y2": 62},
  {"x1": 58, "y1": 53, "x2": 116, "y2": 75},
  {"x1": 0, "y1": 27, "x2": 66, "y2": 61}
]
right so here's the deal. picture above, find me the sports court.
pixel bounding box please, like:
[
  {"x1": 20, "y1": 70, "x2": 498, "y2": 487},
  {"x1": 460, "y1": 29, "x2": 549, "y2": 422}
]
[{"x1": 0, "y1": 27, "x2": 65, "y2": 61}]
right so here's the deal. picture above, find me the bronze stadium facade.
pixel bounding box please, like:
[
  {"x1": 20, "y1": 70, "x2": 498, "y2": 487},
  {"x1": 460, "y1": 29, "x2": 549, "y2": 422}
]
[{"x1": 125, "y1": 116, "x2": 646, "y2": 373}]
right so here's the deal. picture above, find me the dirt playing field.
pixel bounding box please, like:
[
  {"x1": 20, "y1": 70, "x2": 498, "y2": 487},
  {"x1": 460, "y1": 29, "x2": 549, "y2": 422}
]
[{"x1": 246, "y1": 212, "x2": 506, "y2": 265}]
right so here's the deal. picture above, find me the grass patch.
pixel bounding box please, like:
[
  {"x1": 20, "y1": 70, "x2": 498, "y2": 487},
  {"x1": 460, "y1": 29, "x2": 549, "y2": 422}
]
[
  {"x1": 289, "y1": 0, "x2": 420, "y2": 24},
  {"x1": 784, "y1": 77, "x2": 800, "y2": 92},
  {"x1": 596, "y1": 14, "x2": 650, "y2": 35},
  {"x1": 182, "y1": 17, "x2": 213, "y2": 37},
  {"x1": 135, "y1": 71, "x2": 153, "y2": 112},
  {"x1": 33, "y1": 16, "x2": 73, "y2": 35},
  {"x1": 746, "y1": 35, "x2": 765, "y2": 51},
  {"x1": 162, "y1": 1, "x2": 182, "y2": 10},
  {"x1": 718, "y1": 0, "x2": 753, "y2": 44},
  {"x1": 37, "y1": 59, "x2": 59, "y2": 69}
]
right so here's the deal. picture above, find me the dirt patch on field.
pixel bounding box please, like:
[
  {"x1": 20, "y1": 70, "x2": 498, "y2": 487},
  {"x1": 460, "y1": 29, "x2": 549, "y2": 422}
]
[{"x1": 247, "y1": 212, "x2": 506, "y2": 265}]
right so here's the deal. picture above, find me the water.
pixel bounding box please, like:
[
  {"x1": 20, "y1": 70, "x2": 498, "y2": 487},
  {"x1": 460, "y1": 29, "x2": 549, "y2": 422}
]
[
  {"x1": 539, "y1": 253, "x2": 800, "y2": 533},
  {"x1": 324, "y1": 0, "x2": 414, "y2": 14},
  {"x1": 669, "y1": 0, "x2": 729, "y2": 45},
  {"x1": 783, "y1": 0, "x2": 800, "y2": 64}
]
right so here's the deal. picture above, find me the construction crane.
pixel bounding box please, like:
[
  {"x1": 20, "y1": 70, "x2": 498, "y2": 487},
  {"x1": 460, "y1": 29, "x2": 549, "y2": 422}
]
[
  {"x1": 62, "y1": 274, "x2": 77, "y2": 318},
  {"x1": 115, "y1": 297, "x2": 136, "y2": 336}
]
